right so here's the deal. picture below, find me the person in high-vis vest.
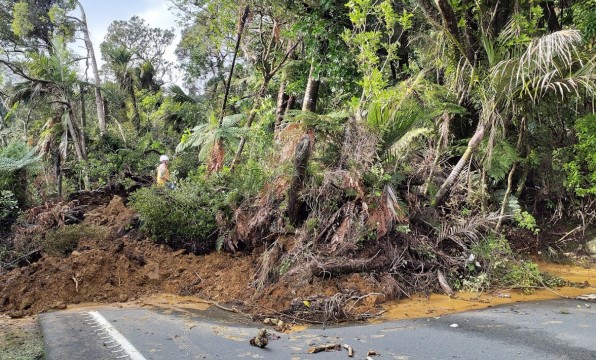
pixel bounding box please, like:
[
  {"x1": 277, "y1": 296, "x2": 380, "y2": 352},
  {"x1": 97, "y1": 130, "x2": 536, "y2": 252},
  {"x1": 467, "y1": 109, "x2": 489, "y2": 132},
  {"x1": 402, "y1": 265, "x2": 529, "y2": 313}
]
[{"x1": 156, "y1": 155, "x2": 171, "y2": 187}]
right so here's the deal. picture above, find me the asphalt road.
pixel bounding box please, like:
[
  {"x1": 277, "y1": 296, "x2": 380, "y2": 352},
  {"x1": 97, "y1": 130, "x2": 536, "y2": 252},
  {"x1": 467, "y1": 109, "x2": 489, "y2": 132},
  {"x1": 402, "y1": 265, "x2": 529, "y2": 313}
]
[{"x1": 39, "y1": 299, "x2": 595, "y2": 360}]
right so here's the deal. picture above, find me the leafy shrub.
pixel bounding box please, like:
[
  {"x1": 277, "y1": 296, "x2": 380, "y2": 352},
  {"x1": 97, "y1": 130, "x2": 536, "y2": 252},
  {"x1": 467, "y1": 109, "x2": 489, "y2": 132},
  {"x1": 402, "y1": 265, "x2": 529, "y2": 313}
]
[
  {"x1": 0, "y1": 190, "x2": 19, "y2": 224},
  {"x1": 465, "y1": 235, "x2": 560, "y2": 292},
  {"x1": 514, "y1": 210, "x2": 539, "y2": 235},
  {"x1": 0, "y1": 141, "x2": 39, "y2": 207},
  {"x1": 502, "y1": 261, "x2": 541, "y2": 294},
  {"x1": 130, "y1": 178, "x2": 227, "y2": 254},
  {"x1": 563, "y1": 114, "x2": 596, "y2": 196},
  {"x1": 43, "y1": 224, "x2": 109, "y2": 257}
]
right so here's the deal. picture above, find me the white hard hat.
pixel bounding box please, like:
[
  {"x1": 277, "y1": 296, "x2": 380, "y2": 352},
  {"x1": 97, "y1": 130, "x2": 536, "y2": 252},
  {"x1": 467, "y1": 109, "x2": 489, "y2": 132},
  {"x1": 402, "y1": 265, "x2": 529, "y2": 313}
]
[{"x1": 160, "y1": 155, "x2": 169, "y2": 162}]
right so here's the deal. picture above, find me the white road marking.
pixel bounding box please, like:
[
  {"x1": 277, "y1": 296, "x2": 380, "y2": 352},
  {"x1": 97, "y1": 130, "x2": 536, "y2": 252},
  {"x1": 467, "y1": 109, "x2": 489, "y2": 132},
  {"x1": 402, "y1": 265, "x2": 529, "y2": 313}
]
[{"x1": 87, "y1": 311, "x2": 147, "y2": 360}]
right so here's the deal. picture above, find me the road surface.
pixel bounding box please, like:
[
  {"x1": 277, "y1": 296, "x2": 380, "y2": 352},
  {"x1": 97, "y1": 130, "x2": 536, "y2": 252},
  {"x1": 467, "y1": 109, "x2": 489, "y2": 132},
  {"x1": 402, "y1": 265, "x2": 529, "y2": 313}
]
[{"x1": 39, "y1": 299, "x2": 595, "y2": 360}]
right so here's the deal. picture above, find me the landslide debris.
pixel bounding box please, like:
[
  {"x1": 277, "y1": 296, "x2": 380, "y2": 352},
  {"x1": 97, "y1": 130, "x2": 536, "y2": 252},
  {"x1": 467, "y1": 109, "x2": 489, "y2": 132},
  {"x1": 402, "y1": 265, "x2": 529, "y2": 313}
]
[{"x1": 0, "y1": 185, "x2": 384, "y2": 320}]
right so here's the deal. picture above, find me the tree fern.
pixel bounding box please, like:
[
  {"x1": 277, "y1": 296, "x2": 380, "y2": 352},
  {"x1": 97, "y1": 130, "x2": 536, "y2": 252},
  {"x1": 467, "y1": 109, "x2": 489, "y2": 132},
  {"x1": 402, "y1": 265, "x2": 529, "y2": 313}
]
[
  {"x1": 176, "y1": 113, "x2": 249, "y2": 161},
  {"x1": 479, "y1": 139, "x2": 519, "y2": 182},
  {"x1": 0, "y1": 142, "x2": 39, "y2": 174},
  {"x1": 169, "y1": 85, "x2": 197, "y2": 104}
]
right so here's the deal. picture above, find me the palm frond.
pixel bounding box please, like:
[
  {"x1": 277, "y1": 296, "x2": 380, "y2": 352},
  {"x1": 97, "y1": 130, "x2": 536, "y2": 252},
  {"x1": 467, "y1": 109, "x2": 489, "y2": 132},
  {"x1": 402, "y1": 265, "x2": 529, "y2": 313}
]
[
  {"x1": 285, "y1": 110, "x2": 348, "y2": 133},
  {"x1": 386, "y1": 127, "x2": 433, "y2": 161},
  {"x1": 8, "y1": 82, "x2": 45, "y2": 106},
  {"x1": 437, "y1": 213, "x2": 500, "y2": 249},
  {"x1": 491, "y1": 30, "x2": 592, "y2": 102}
]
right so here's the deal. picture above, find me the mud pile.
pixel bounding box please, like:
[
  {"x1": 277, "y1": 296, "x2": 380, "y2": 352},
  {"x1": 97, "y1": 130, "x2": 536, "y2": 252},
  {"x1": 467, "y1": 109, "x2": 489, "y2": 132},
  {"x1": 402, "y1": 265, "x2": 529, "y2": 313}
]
[{"x1": 0, "y1": 190, "x2": 383, "y2": 320}]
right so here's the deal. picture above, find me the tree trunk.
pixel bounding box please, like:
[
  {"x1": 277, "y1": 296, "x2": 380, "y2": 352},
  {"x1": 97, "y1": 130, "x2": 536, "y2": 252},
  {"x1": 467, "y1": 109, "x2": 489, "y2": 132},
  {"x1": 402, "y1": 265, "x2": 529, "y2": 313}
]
[
  {"x1": 55, "y1": 149, "x2": 62, "y2": 198},
  {"x1": 540, "y1": 0, "x2": 561, "y2": 32},
  {"x1": 275, "y1": 73, "x2": 289, "y2": 131},
  {"x1": 79, "y1": 84, "x2": 87, "y2": 145},
  {"x1": 77, "y1": 1, "x2": 106, "y2": 136},
  {"x1": 130, "y1": 85, "x2": 141, "y2": 130},
  {"x1": 287, "y1": 134, "x2": 312, "y2": 224},
  {"x1": 416, "y1": 0, "x2": 442, "y2": 26},
  {"x1": 496, "y1": 118, "x2": 525, "y2": 230},
  {"x1": 302, "y1": 63, "x2": 320, "y2": 112},
  {"x1": 68, "y1": 105, "x2": 90, "y2": 190},
  {"x1": 231, "y1": 80, "x2": 269, "y2": 170},
  {"x1": 433, "y1": 123, "x2": 485, "y2": 206},
  {"x1": 496, "y1": 163, "x2": 516, "y2": 231},
  {"x1": 285, "y1": 95, "x2": 296, "y2": 116},
  {"x1": 66, "y1": 110, "x2": 86, "y2": 162},
  {"x1": 435, "y1": 0, "x2": 473, "y2": 63},
  {"x1": 219, "y1": 5, "x2": 249, "y2": 127}
]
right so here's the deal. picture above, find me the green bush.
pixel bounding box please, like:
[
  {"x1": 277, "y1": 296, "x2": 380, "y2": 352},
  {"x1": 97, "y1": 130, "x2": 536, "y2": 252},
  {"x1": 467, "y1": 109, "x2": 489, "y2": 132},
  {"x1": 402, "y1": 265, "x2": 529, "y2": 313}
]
[
  {"x1": 563, "y1": 114, "x2": 596, "y2": 196},
  {"x1": 130, "y1": 179, "x2": 226, "y2": 254},
  {"x1": 43, "y1": 224, "x2": 109, "y2": 257},
  {"x1": 465, "y1": 235, "x2": 562, "y2": 292},
  {"x1": 0, "y1": 190, "x2": 19, "y2": 224}
]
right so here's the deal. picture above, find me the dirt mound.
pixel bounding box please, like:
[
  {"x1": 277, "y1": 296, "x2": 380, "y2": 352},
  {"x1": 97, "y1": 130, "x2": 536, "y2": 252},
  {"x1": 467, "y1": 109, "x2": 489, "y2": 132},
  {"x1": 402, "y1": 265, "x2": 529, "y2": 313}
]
[
  {"x1": 0, "y1": 192, "x2": 383, "y2": 320},
  {"x1": 0, "y1": 234, "x2": 256, "y2": 317},
  {"x1": 0, "y1": 233, "x2": 383, "y2": 320}
]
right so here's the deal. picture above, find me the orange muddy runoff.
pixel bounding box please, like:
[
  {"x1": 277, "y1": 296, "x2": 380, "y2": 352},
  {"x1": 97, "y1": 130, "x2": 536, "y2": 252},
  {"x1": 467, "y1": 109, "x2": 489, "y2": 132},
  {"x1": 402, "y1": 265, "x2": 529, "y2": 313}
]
[{"x1": 380, "y1": 262, "x2": 596, "y2": 321}]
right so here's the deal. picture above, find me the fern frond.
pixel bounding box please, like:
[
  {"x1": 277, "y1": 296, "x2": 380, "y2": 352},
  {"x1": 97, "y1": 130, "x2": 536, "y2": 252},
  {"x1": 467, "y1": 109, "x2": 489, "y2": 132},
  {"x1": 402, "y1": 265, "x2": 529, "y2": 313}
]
[
  {"x1": 169, "y1": 85, "x2": 197, "y2": 104},
  {"x1": 0, "y1": 152, "x2": 39, "y2": 174}
]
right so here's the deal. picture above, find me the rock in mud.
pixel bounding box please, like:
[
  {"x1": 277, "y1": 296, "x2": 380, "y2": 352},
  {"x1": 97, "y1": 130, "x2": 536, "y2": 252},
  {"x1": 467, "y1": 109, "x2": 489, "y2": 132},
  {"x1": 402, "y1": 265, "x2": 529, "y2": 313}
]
[
  {"x1": 52, "y1": 301, "x2": 67, "y2": 310},
  {"x1": 18, "y1": 297, "x2": 34, "y2": 311}
]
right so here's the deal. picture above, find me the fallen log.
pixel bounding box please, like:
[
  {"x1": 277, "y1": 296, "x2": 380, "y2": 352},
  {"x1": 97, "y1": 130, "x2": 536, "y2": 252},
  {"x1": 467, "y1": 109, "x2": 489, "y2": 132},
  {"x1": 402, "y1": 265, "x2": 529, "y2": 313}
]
[
  {"x1": 309, "y1": 252, "x2": 391, "y2": 277},
  {"x1": 307, "y1": 343, "x2": 341, "y2": 353},
  {"x1": 342, "y1": 343, "x2": 354, "y2": 357}
]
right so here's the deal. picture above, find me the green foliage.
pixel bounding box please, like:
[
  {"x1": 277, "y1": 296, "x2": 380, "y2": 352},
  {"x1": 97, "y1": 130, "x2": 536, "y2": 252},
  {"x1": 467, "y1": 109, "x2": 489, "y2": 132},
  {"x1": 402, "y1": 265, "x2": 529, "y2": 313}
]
[
  {"x1": 0, "y1": 190, "x2": 19, "y2": 229},
  {"x1": 342, "y1": 0, "x2": 413, "y2": 108},
  {"x1": 130, "y1": 179, "x2": 227, "y2": 254},
  {"x1": 0, "y1": 145, "x2": 38, "y2": 174},
  {"x1": 366, "y1": 75, "x2": 465, "y2": 162},
  {"x1": 572, "y1": 0, "x2": 596, "y2": 42},
  {"x1": 28, "y1": 36, "x2": 78, "y2": 84},
  {"x1": 278, "y1": 258, "x2": 292, "y2": 276},
  {"x1": 43, "y1": 224, "x2": 109, "y2": 257},
  {"x1": 0, "y1": 141, "x2": 38, "y2": 207},
  {"x1": 481, "y1": 139, "x2": 518, "y2": 182},
  {"x1": 465, "y1": 235, "x2": 558, "y2": 292},
  {"x1": 176, "y1": 113, "x2": 248, "y2": 161},
  {"x1": 514, "y1": 210, "x2": 539, "y2": 235},
  {"x1": 502, "y1": 261, "x2": 541, "y2": 294},
  {"x1": 11, "y1": 2, "x2": 33, "y2": 37},
  {"x1": 563, "y1": 114, "x2": 596, "y2": 197}
]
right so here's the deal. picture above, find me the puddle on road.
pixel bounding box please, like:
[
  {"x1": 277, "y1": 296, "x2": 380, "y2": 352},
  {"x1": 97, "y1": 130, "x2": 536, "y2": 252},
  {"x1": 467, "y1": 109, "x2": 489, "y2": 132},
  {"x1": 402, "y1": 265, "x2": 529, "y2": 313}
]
[{"x1": 380, "y1": 262, "x2": 595, "y2": 321}]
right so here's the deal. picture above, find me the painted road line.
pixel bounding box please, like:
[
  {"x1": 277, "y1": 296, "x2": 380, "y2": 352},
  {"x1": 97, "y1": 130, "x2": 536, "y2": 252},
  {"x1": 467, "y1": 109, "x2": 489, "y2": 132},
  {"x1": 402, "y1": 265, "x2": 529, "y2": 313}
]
[{"x1": 87, "y1": 311, "x2": 147, "y2": 360}]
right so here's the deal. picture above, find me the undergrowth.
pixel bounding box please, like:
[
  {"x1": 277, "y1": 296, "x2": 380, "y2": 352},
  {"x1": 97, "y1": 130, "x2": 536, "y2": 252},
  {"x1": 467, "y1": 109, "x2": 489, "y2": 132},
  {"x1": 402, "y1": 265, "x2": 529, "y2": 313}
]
[{"x1": 460, "y1": 235, "x2": 565, "y2": 293}]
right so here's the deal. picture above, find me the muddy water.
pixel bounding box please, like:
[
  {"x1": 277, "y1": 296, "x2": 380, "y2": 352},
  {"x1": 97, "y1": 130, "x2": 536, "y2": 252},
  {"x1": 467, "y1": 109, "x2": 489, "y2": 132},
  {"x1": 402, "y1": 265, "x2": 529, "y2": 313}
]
[{"x1": 381, "y1": 262, "x2": 596, "y2": 321}]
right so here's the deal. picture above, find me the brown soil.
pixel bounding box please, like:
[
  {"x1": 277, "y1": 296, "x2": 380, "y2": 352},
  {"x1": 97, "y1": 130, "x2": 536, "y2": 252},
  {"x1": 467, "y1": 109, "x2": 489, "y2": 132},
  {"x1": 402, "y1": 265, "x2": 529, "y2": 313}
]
[
  {"x1": 0, "y1": 315, "x2": 43, "y2": 359},
  {"x1": 0, "y1": 193, "x2": 384, "y2": 321}
]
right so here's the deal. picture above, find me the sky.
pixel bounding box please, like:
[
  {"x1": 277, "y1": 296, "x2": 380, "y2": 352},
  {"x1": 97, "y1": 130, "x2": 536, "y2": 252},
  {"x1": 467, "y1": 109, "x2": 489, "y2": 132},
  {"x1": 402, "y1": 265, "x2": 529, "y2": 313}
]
[{"x1": 75, "y1": 0, "x2": 180, "y2": 84}]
